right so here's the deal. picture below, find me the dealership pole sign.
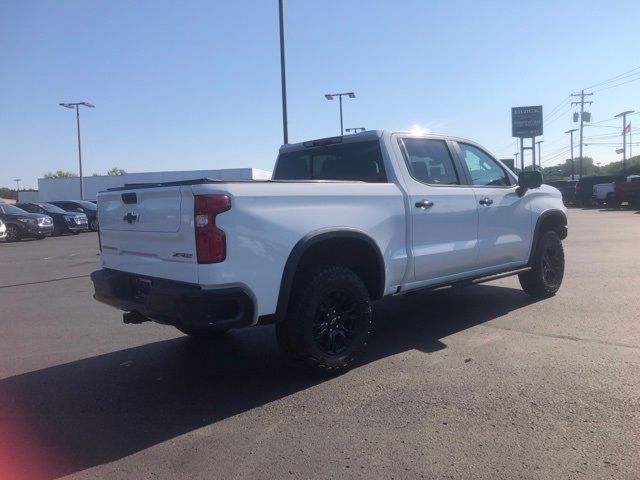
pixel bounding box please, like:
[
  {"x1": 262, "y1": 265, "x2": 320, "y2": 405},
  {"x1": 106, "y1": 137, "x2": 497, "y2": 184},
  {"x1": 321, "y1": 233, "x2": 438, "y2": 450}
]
[{"x1": 512, "y1": 106, "x2": 543, "y2": 138}]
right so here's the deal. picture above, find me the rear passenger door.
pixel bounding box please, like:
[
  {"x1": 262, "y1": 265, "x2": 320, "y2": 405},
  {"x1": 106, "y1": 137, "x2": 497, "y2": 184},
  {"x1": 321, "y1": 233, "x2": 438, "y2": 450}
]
[
  {"x1": 395, "y1": 136, "x2": 479, "y2": 283},
  {"x1": 453, "y1": 142, "x2": 532, "y2": 270}
]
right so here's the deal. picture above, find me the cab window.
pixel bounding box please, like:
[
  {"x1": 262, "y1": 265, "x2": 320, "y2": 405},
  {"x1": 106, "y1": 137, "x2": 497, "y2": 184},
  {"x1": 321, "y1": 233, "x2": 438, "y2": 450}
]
[
  {"x1": 458, "y1": 143, "x2": 512, "y2": 187},
  {"x1": 400, "y1": 138, "x2": 460, "y2": 185}
]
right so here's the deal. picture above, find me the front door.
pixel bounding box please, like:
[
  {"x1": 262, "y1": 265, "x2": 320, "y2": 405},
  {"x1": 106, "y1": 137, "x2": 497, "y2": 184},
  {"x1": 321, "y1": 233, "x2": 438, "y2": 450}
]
[{"x1": 455, "y1": 142, "x2": 532, "y2": 270}]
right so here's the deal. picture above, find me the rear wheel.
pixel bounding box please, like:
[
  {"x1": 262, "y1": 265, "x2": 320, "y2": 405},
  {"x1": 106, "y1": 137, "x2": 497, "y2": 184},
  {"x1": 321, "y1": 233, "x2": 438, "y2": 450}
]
[
  {"x1": 35, "y1": 235, "x2": 46, "y2": 240},
  {"x1": 5, "y1": 224, "x2": 21, "y2": 242},
  {"x1": 89, "y1": 219, "x2": 99, "y2": 231},
  {"x1": 276, "y1": 266, "x2": 372, "y2": 376},
  {"x1": 519, "y1": 230, "x2": 565, "y2": 299}
]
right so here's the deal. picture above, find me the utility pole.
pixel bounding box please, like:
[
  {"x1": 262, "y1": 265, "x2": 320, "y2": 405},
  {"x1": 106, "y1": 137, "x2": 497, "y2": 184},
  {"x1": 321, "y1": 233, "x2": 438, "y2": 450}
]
[
  {"x1": 278, "y1": 0, "x2": 288, "y2": 144},
  {"x1": 565, "y1": 129, "x2": 578, "y2": 180},
  {"x1": 615, "y1": 110, "x2": 634, "y2": 171},
  {"x1": 13, "y1": 179, "x2": 21, "y2": 191},
  {"x1": 535, "y1": 140, "x2": 543, "y2": 170},
  {"x1": 571, "y1": 90, "x2": 593, "y2": 177},
  {"x1": 514, "y1": 152, "x2": 519, "y2": 170}
]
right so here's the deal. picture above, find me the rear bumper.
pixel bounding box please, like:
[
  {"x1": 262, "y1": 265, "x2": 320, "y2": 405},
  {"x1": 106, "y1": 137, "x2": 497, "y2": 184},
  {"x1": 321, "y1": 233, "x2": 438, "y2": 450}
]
[{"x1": 91, "y1": 268, "x2": 255, "y2": 331}]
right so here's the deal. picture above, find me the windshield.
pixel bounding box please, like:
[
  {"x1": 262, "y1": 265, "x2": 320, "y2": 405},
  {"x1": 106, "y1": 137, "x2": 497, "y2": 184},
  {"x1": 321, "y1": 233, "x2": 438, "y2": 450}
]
[
  {"x1": 0, "y1": 204, "x2": 30, "y2": 215},
  {"x1": 38, "y1": 203, "x2": 68, "y2": 214}
]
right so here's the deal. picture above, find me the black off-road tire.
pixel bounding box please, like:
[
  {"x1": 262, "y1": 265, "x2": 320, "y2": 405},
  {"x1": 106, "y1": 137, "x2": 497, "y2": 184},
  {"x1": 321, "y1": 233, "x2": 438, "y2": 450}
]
[
  {"x1": 276, "y1": 266, "x2": 372, "y2": 376},
  {"x1": 519, "y1": 230, "x2": 565, "y2": 299},
  {"x1": 89, "y1": 219, "x2": 99, "y2": 232},
  {"x1": 35, "y1": 235, "x2": 46, "y2": 240}
]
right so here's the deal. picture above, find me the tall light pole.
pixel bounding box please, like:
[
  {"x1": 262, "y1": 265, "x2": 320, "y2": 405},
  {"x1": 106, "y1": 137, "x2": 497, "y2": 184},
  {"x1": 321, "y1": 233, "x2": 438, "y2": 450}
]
[
  {"x1": 615, "y1": 110, "x2": 634, "y2": 171},
  {"x1": 535, "y1": 140, "x2": 544, "y2": 170},
  {"x1": 324, "y1": 92, "x2": 355, "y2": 135},
  {"x1": 514, "y1": 152, "x2": 519, "y2": 171},
  {"x1": 13, "y1": 178, "x2": 21, "y2": 191},
  {"x1": 278, "y1": 0, "x2": 288, "y2": 144},
  {"x1": 59, "y1": 101, "x2": 94, "y2": 200},
  {"x1": 345, "y1": 127, "x2": 366, "y2": 134},
  {"x1": 565, "y1": 129, "x2": 578, "y2": 180}
]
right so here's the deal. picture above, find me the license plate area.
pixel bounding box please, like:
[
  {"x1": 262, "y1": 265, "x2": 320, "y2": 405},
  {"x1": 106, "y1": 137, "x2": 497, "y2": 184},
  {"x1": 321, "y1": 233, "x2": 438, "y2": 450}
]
[{"x1": 130, "y1": 277, "x2": 152, "y2": 299}]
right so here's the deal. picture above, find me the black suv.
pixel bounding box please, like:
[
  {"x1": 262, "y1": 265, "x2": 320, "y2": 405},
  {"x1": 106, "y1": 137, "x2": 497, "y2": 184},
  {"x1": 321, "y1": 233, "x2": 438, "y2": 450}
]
[
  {"x1": 0, "y1": 203, "x2": 54, "y2": 242},
  {"x1": 16, "y1": 202, "x2": 89, "y2": 236},
  {"x1": 49, "y1": 200, "x2": 99, "y2": 231},
  {"x1": 546, "y1": 180, "x2": 577, "y2": 205}
]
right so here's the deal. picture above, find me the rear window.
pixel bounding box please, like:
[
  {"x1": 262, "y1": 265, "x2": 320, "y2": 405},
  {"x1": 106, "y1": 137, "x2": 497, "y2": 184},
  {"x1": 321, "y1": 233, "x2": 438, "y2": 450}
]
[{"x1": 273, "y1": 140, "x2": 387, "y2": 182}]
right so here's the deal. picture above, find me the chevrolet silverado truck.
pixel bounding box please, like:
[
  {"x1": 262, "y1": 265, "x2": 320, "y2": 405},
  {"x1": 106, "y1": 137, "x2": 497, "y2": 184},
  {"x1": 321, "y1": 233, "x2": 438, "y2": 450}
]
[{"x1": 91, "y1": 131, "x2": 567, "y2": 374}]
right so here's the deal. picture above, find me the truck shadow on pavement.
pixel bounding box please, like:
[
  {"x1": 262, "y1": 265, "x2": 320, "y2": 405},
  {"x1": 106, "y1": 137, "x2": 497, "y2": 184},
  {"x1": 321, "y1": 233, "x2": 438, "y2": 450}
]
[{"x1": 0, "y1": 284, "x2": 537, "y2": 480}]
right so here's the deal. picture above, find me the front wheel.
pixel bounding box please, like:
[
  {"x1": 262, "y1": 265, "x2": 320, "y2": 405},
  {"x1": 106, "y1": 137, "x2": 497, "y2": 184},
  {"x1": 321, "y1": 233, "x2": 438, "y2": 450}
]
[
  {"x1": 519, "y1": 230, "x2": 565, "y2": 299},
  {"x1": 89, "y1": 219, "x2": 99, "y2": 232},
  {"x1": 5, "y1": 224, "x2": 21, "y2": 242},
  {"x1": 276, "y1": 266, "x2": 372, "y2": 376}
]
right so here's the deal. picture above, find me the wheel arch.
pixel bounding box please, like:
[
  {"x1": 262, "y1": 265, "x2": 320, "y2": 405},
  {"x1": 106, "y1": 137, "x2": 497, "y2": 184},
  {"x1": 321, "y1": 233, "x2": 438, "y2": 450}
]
[
  {"x1": 275, "y1": 228, "x2": 386, "y2": 321},
  {"x1": 528, "y1": 210, "x2": 568, "y2": 265}
]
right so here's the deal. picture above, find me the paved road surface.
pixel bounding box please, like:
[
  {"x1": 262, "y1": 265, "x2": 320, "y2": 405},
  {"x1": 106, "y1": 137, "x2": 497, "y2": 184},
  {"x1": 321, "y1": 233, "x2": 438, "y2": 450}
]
[{"x1": 1, "y1": 208, "x2": 639, "y2": 479}]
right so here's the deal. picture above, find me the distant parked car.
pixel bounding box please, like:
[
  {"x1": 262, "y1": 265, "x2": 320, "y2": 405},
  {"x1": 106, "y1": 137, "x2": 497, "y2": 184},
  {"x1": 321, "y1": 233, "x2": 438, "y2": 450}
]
[
  {"x1": 16, "y1": 202, "x2": 89, "y2": 236},
  {"x1": 613, "y1": 175, "x2": 640, "y2": 209},
  {"x1": 574, "y1": 176, "x2": 624, "y2": 207},
  {"x1": 546, "y1": 180, "x2": 577, "y2": 205},
  {"x1": 0, "y1": 219, "x2": 6, "y2": 240},
  {"x1": 49, "y1": 200, "x2": 99, "y2": 231},
  {"x1": 0, "y1": 204, "x2": 54, "y2": 242}
]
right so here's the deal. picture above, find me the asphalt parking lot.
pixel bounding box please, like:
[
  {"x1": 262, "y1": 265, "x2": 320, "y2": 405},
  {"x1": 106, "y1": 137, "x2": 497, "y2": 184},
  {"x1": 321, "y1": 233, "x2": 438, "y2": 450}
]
[{"x1": 1, "y1": 208, "x2": 639, "y2": 480}]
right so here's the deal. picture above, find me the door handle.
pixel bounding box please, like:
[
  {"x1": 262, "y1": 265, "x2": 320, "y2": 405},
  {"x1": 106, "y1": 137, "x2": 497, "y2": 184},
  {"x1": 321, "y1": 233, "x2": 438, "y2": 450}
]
[
  {"x1": 415, "y1": 199, "x2": 434, "y2": 209},
  {"x1": 479, "y1": 197, "x2": 493, "y2": 206}
]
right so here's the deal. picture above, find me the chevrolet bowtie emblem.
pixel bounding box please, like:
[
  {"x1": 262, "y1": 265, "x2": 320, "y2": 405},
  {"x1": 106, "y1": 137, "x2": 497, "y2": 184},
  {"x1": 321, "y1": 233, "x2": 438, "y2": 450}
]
[{"x1": 123, "y1": 212, "x2": 138, "y2": 224}]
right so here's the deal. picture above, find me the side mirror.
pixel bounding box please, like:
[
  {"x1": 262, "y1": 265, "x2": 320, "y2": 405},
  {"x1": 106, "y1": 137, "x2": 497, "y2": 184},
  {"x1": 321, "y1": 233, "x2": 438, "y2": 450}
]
[{"x1": 517, "y1": 170, "x2": 543, "y2": 196}]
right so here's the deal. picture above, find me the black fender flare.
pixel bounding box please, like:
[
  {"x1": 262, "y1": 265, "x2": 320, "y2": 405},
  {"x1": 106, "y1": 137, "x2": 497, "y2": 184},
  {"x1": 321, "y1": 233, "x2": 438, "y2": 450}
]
[
  {"x1": 528, "y1": 210, "x2": 568, "y2": 265},
  {"x1": 274, "y1": 228, "x2": 385, "y2": 320}
]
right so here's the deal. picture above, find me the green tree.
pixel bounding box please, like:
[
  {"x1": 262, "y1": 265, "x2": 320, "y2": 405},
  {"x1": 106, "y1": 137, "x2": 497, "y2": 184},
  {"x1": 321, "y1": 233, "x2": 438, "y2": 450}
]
[
  {"x1": 44, "y1": 170, "x2": 78, "y2": 178},
  {"x1": 106, "y1": 167, "x2": 126, "y2": 176},
  {"x1": 0, "y1": 187, "x2": 17, "y2": 199}
]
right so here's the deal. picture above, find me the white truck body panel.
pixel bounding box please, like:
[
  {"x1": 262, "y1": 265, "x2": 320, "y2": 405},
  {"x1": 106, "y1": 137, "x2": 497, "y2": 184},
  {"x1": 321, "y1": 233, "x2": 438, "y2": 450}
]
[{"x1": 96, "y1": 130, "x2": 566, "y2": 323}]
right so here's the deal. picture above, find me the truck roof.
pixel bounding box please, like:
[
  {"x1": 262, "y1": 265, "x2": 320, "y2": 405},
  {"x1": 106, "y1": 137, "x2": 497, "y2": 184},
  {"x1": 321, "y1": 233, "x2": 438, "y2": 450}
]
[{"x1": 278, "y1": 130, "x2": 483, "y2": 154}]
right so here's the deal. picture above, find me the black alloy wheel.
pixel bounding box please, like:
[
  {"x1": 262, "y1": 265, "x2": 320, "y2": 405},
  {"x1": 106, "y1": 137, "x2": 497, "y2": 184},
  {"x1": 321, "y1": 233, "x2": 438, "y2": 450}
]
[{"x1": 313, "y1": 288, "x2": 360, "y2": 356}]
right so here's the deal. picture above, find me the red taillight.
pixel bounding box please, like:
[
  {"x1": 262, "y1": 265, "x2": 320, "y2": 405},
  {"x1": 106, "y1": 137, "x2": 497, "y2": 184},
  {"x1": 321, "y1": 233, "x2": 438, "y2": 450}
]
[{"x1": 194, "y1": 195, "x2": 231, "y2": 263}]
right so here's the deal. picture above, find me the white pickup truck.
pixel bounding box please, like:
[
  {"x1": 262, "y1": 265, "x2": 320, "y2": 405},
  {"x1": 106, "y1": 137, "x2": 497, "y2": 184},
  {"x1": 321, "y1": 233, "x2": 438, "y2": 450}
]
[{"x1": 91, "y1": 130, "x2": 567, "y2": 374}]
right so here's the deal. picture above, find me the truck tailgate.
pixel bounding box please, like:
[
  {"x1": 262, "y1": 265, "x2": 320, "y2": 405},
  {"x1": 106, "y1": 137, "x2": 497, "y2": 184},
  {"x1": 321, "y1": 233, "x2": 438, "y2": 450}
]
[{"x1": 98, "y1": 186, "x2": 199, "y2": 283}]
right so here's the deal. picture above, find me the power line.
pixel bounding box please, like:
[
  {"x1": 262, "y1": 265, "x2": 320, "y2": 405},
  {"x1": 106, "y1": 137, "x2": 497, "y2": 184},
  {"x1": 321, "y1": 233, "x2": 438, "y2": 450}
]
[
  {"x1": 583, "y1": 65, "x2": 640, "y2": 90},
  {"x1": 593, "y1": 76, "x2": 640, "y2": 93}
]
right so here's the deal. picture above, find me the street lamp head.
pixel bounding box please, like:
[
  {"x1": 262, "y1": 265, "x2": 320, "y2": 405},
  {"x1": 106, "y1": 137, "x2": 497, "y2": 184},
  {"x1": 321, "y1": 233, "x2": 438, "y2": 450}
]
[
  {"x1": 59, "y1": 103, "x2": 74, "y2": 109},
  {"x1": 81, "y1": 102, "x2": 95, "y2": 108},
  {"x1": 347, "y1": 92, "x2": 355, "y2": 98},
  {"x1": 565, "y1": 129, "x2": 578, "y2": 134},
  {"x1": 615, "y1": 110, "x2": 634, "y2": 118},
  {"x1": 324, "y1": 94, "x2": 334, "y2": 100}
]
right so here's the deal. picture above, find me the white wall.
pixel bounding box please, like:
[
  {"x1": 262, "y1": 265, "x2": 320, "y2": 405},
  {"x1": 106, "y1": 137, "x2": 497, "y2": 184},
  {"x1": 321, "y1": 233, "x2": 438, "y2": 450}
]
[
  {"x1": 37, "y1": 168, "x2": 272, "y2": 201},
  {"x1": 17, "y1": 191, "x2": 39, "y2": 203}
]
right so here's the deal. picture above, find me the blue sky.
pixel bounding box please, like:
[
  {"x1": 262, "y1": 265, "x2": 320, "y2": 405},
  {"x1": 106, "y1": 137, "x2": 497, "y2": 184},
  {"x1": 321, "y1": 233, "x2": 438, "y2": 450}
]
[{"x1": 1, "y1": 0, "x2": 639, "y2": 188}]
